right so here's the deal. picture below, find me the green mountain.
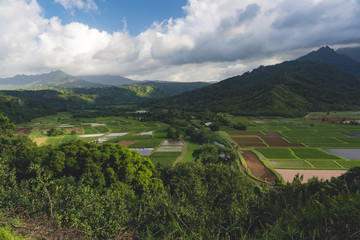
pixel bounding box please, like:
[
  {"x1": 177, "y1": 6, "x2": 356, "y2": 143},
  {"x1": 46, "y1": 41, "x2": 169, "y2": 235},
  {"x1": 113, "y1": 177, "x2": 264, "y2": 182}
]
[
  {"x1": 0, "y1": 81, "x2": 210, "y2": 123},
  {"x1": 0, "y1": 70, "x2": 102, "y2": 90},
  {"x1": 297, "y1": 46, "x2": 360, "y2": 76},
  {"x1": 154, "y1": 50, "x2": 360, "y2": 117}
]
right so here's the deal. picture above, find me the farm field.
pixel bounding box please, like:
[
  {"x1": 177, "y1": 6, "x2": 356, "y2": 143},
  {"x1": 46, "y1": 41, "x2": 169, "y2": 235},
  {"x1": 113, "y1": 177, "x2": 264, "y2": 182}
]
[
  {"x1": 225, "y1": 114, "x2": 360, "y2": 182},
  {"x1": 14, "y1": 112, "x2": 190, "y2": 167},
  {"x1": 14, "y1": 111, "x2": 360, "y2": 183}
]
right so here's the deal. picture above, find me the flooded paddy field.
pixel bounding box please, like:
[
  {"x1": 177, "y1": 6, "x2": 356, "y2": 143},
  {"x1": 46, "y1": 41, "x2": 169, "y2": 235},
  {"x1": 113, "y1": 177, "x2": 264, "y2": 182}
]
[{"x1": 323, "y1": 149, "x2": 360, "y2": 159}]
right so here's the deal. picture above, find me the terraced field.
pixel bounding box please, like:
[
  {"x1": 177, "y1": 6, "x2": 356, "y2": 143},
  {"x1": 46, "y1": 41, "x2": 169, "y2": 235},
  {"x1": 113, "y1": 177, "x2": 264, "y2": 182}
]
[{"x1": 226, "y1": 114, "x2": 360, "y2": 182}]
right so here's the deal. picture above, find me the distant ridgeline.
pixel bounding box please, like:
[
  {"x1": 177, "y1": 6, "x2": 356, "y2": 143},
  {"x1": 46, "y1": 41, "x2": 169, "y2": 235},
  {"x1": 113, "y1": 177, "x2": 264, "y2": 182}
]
[
  {"x1": 154, "y1": 46, "x2": 360, "y2": 117},
  {"x1": 0, "y1": 81, "x2": 209, "y2": 123}
]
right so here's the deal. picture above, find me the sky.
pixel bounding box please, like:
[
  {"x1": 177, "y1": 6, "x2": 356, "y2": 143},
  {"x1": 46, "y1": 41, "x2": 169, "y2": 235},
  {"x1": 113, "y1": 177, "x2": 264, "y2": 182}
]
[{"x1": 0, "y1": 0, "x2": 359, "y2": 82}]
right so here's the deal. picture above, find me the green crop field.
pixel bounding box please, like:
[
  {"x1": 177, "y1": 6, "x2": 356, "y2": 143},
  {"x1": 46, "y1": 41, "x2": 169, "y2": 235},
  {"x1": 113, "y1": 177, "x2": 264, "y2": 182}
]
[
  {"x1": 255, "y1": 148, "x2": 296, "y2": 159},
  {"x1": 291, "y1": 148, "x2": 341, "y2": 159},
  {"x1": 270, "y1": 160, "x2": 310, "y2": 168},
  {"x1": 150, "y1": 152, "x2": 182, "y2": 167},
  {"x1": 128, "y1": 139, "x2": 163, "y2": 148},
  {"x1": 307, "y1": 160, "x2": 342, "y2": 169},
  {"x1": 93, "y1": 126, "x2": 109, "y2": 133}
]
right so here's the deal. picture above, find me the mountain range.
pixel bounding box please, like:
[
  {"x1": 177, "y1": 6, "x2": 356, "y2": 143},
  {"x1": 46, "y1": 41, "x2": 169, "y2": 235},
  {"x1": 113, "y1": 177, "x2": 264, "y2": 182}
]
[
  {"x1": 0, "y1": 71, "x2": 139, "y2": 90},
  {"x1": 154, "y1": 46, "x2": 360, "y2": 117}
]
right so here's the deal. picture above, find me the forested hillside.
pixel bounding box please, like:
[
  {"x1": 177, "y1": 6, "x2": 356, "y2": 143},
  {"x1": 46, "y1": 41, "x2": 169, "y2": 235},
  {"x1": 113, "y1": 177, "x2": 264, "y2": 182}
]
[
  {"x1": 154, "y1": 60, "x2": 360, "y2": 117},
  {"x1": 0, "y1": 81, "x2": 209, "y2": 123}
]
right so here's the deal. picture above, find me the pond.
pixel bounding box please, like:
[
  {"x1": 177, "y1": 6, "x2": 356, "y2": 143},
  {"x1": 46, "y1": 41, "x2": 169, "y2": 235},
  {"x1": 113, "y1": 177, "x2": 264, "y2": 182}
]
[{"x1": 323, "y1": 149, "x2": 360, "y2": 159}]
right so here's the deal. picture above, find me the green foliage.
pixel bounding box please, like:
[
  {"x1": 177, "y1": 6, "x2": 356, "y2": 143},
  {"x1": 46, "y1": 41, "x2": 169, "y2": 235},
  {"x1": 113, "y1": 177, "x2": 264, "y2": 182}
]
[
  {"x1": 193, "y1": 144, "x2": 237, "y2": 166},
  {"x1": 47, "y1": 128, "x2": 65, "y2": 137},
  {"x1": 143, "y1": 162, "x2": 257, "y2": 238},
  {"x1": 167, "y1": 127, "x2": 180, "y2": 140},
  {"x1": 0, "y1": 226, "x2": 30, "y2": 240}
]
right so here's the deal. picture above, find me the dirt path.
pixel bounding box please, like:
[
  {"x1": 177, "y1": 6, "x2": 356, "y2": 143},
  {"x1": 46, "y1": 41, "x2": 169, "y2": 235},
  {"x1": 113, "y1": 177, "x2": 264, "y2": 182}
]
[
  {"x1": 174, "y1": 138, "x2": 188, "y2": 166},
  {"x1": 240, "y1": 150, "x2": 277, "y2": 183}
]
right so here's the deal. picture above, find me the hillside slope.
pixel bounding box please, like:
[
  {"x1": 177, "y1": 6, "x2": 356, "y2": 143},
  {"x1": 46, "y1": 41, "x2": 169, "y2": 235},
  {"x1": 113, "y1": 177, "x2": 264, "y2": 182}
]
[{"x1": 155, "y1": 60, "x2": 360, "y2": 116}]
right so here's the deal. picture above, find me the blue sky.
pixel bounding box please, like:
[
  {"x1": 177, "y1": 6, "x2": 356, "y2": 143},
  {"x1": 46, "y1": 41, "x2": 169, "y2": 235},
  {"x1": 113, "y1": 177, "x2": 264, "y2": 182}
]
[
  {"x1": 0, "y1": 0, "x2": 359, "y2": 81},
  {"x1": 37, "y1": 0, "x2": 188, "y2": 35}
]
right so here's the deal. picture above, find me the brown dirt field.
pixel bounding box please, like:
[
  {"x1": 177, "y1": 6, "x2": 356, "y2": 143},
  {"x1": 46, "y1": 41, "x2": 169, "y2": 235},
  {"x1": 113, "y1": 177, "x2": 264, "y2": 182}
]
[
  {"x1": 119, "y1": 140, "x2": 136, "y2": 147},
  {"x1": 34, "y1": 137, "x2": 48, "y2": 146},
  {"x1": 239, "y1": 143, "x2": 267, "y2": 147},
  {"x1": 240, "y1": 150, "x2": 276, "y2": 183},
  {"x1": 261, "y1": 137, "x2": 303, "y2": 147},
  {"x1": 264, "y1": 131, "x2": 283, "y2": 137},
  {"x1": 233, "y1": 137, "x2": 262, "y2": 143},
  {"x1": 14, "y1": 128, "x2": 32, "y2": 135},
  {"x1": 227, "y1": 131, "x2": 263, "y2": 136},
  {"x1": 66, "y1": 128, "x2": 83, "y2": 133},
  {"x1": 275, "y1": 169, "x2": 346, "y2": 183}
]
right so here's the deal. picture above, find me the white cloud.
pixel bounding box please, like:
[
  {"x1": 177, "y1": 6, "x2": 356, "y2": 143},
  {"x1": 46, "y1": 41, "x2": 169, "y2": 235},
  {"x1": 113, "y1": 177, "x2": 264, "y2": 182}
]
[
  {"x1": 0, "y1": 0, "x2": 359, "y2": 81},
  {"x1": 54, "y1": 0, "x2": 98, "y2": 12}
]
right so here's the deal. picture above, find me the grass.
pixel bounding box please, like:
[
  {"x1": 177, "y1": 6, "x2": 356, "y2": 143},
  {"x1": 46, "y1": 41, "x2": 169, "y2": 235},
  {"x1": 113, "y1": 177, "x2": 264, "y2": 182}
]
[
  {"x1": 182, "y1": 140, "x2": 201, "y2": 163},
  {"x1": 255, "y1": 148, "x2": 296, "y2": 159},
  {"x1": 291, "y1": 148, "x2": 341, "y2": 159}
]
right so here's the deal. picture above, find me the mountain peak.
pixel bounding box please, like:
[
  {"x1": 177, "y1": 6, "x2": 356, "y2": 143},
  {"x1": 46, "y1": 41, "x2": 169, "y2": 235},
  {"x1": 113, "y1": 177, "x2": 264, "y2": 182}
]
[{"x1": 297, "y1": 46, "x2": 360, "y2": 76}]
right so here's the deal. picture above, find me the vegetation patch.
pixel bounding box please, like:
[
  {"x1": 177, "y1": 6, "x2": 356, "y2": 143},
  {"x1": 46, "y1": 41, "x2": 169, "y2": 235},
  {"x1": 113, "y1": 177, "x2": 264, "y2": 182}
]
[{"x1": 255, "y1": 147, "x2": 296, "y2": 159}]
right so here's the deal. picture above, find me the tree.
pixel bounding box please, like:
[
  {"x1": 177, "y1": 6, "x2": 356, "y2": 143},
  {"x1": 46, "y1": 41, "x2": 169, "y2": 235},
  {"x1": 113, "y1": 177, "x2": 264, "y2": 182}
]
[
  {"x1": 48, "y1": 128, "x2": 65, "y2": 136},
  {"x1": 209, "y1": 121, "x2": 220, "y2": 131},
  {"x1": 167, "y1": 127, "x2": 180, "y2": 140},
  {"x1": 0, "y1": 114, "x2": 16, "y2": 136},
  {"x1": 192, "y1": 144, "x2": 237, "y2": 166}
]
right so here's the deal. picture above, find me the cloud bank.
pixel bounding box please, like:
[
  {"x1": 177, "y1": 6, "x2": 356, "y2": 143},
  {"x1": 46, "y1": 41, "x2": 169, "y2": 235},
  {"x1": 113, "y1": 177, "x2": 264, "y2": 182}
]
[{"x1": 0, "y1": 0, "x2": 359, "y2": 82}]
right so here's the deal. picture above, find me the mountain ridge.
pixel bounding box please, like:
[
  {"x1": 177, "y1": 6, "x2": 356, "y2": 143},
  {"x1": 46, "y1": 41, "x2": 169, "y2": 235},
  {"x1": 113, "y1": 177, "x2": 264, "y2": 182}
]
[{"x1": 154, "y1": 47, "x2": 360, "y2": 116}]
